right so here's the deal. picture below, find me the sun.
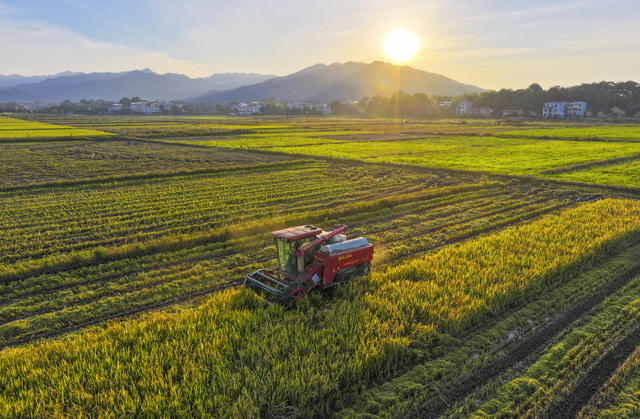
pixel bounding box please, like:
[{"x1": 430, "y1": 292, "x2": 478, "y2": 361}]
[{"x1": 383, "y1": 29, "x2": 420, "y2": 62}]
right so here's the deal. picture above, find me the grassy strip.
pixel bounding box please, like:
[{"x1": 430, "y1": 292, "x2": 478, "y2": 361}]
[
  {"x1": 501, "y1": 126, "x2": 640, "y2": 142},
  {"x1": 0, "y1": 200, "x2": 639, "y2": 416}
]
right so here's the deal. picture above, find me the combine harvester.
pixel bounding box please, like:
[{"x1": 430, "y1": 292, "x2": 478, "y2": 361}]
[{"x1": 245, "y1": 224, "x2": 373, "y2": 306}]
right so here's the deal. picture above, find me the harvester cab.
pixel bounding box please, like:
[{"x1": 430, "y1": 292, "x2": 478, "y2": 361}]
[{"x1": 245, "y1": 224, "x2": 373, "y2": 306}]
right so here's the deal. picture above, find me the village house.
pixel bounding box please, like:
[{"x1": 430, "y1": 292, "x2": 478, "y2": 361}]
[
  {"x1": 231, "y1": 102, "x2": 262, "y2": 116},
  {"x1": 130, "y1": 102, "x2": 161, "y2": 115},
  {"x1": 286, "y1": 102, "x2": 330, "y2": 114},
  {"x1": 455, "y1": 100, "x2": 472, "y2": 115},
  {"x1": 566, "y1": 101, "x2": 587, "y2": 117},
  {"x1": 543, "y1": 101, "x2": 588, "y2": 118}
]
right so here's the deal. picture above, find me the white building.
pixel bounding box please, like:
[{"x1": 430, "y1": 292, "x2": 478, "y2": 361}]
[
  {"x1": 286, "y1": 102, "x2": 330, "y2": 114},
  {"x1": 542, "y1": 102, "x2": 567, "y2": 118},
  {"x1": 130, "y1": 102, "x2": 161, "y2": 114},
  {"x1": 108, "y1": 103, "x2": 123, "y2": 113},
  {"x1": 455, "y1": 100, "x2": 472, "y2": 115},
  {"x1": 543, "y1": 101, "x2": 588, "y2": 118},
  {"x1": 231, "y1": 102, "x2": 262, "y2": 116},
  {"x1": 566, "y1": 101, "x2": 587, "y2": 117}
]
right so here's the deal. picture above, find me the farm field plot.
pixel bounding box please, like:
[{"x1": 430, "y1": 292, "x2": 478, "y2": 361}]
[
  {"x1": 21, "y1": 114, "x2": 558, "y2": 137},
  {"x1": 1, "y1": 161, "x2": 442, "y2": 278},
  {"x1": 199, "y1": 135, "x2": 640, "y2": 175},
  {"x1": 341, "y1": 238, "x2": 640, "y2": 417},
  {"x1": 0, "y1": 116, "x2": 111, "y2": 140},
  {"x1": 0, "y1": 139, "x2": 297, "y2": 188},
  {"x1": 550, "y1": 158, "x2": 640, "y2": 188},
  {"x1": 1, "y1": 199, "x2": 640, "y2": 417},
  {"x1": 1, "y1": 154, "x2": 590, "y2": 347},
  {"x1": 502, "y1": 126, "x2": 640, "y2": 141}
]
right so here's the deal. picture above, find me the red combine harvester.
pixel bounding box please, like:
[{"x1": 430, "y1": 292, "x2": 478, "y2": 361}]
[{"x1": 245, "y1": 224, "x2": 373, "y2": 306}]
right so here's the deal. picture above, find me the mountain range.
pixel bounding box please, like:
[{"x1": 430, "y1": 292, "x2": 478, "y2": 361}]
[
  {"x1": 0, "y1": 62, "x2": 483, "y2": 103},
  {"x1": 0, "y1": 70, "x2": 275, "y2": 102},
  {"x1": 193, "y1": 61, "x2": 483, "y2": 103}
]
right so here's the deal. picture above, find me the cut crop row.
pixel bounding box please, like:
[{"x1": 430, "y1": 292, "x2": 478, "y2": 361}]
[
  {"x1": 578, "y1": 346, "x2": 640, "y2": 418},
  {"x1": 469, "y1": 273, "x2": 640, "y2": 418}
]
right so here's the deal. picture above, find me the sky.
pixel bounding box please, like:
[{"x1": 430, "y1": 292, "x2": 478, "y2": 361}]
[{"x1": 1, "y1": 0, "x2": 639, "y2": 89}]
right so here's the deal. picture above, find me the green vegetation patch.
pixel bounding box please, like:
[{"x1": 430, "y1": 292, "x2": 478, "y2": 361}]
[
  {"x1": 0, "y1": 116, "x2": 111, "y2": 139},
  {"x1": 262, "y1": 136, "x2": 640, "y2": 175},
  {"x1": 551, "y1": 158, "x2": 640, "y2": 188},
  {"x1": 502, "y1": 126, "x2": 640, "y2": 141}
]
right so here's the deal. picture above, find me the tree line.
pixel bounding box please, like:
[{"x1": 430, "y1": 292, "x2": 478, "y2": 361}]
[{"x1": 330, "y1": 81, "x2": 640, "y2": 118}]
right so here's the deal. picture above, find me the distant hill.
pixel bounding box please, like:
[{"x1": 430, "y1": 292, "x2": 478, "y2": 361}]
[
  {"x1": 0, "y1": 71, "x2": 82, "y2": 89},
  {"x1": 0, "y1": 70, "x2": 275, "y2": 102},
  {"x1": 192, "y1": 61, "x2": 484, "y2": 103}
]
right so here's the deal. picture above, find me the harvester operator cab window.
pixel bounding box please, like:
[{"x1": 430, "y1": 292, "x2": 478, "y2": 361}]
[{"x1": 275, "y1": 237, "x2": 314, "y2": 274}]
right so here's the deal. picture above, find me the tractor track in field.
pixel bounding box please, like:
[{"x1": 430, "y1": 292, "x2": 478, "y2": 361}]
[
  {"x1": 0, "y1": 278, "x2": 245, "y2": 351},
  {"x1": 545, "y1": 325, "x2": 640, "y2": 419},
  {"x1": 409, "y1": 257, "x2": 640, "y2": 418}
]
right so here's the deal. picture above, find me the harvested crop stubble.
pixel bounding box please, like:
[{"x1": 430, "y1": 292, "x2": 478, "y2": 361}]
[
  {"x1": 1, "y1": 199, "x2": 640, "y2": 417},
  {"x1": 471, "y1": 275, "x2": 640, "y2": 418},
  {"x1": 578, "y1": 346, "x2": 640, "y2": 418}
]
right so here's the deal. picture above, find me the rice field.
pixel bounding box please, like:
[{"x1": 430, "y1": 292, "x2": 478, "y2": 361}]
[{"x1": 1, "y1": 114, "x2": 640, "y2": 416}]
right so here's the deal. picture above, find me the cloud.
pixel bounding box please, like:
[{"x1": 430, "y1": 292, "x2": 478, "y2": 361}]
[{"x1": 0, "y1": 11, "x2": 211, "y2": 76}]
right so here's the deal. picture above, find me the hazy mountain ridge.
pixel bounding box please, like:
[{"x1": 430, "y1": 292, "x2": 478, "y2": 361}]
[
  {"x1": 0, "y1": 71, "x2": 83, "y2": 89},
  {"x1": 0, "y1": 70, "x2": 276, "y2": 102},
  {"x1": 192, "y1": 61, "x2": 484, "y2": 103},
  {"x1": 0, "y1": 62, "x2": 483, "y2": 103}
]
